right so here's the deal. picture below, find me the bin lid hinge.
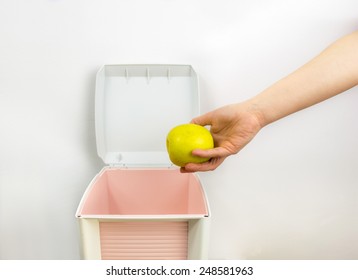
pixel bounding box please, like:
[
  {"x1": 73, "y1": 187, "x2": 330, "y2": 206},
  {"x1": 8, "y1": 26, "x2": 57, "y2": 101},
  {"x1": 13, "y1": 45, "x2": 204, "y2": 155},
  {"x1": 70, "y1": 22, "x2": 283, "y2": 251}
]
[{"x1": 107, "y1": 163, "x2": 177, "y2": 169}]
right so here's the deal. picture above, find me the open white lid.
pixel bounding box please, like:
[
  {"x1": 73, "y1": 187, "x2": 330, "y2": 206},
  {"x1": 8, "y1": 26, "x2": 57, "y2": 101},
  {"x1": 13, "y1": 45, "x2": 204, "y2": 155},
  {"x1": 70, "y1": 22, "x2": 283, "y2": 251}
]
[{"x1": 95, "y1": 64, "x2": 200, "y2": 167}]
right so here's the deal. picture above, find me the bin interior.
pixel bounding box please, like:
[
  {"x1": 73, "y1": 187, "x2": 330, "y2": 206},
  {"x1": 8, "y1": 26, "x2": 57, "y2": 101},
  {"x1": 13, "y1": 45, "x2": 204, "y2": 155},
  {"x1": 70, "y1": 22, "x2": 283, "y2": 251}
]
[{"x1": 77, "y1": 168, "x2": 208, "y2": 216}]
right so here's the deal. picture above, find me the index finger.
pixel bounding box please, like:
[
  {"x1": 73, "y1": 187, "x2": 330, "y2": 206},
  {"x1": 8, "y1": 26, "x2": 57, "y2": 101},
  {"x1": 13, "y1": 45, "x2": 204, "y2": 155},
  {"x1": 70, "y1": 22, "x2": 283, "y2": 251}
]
[
  {"x1": 181, "y1": 156, "x2": 226, "y2": 173},
  {"x1": 192, "y1": 147, "x2": 231, "y2": 159}
]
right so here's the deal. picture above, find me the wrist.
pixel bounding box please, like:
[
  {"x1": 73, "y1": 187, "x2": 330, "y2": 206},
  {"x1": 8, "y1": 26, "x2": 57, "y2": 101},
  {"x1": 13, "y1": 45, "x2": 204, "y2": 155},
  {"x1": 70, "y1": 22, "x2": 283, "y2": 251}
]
[{"x1": 241, "y1": 98, "x2": 269, "y2": 129}]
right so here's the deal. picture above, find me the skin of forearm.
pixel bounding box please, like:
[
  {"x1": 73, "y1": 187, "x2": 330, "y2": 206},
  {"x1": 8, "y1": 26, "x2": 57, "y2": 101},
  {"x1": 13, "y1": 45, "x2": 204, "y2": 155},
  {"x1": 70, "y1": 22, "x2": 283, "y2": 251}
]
[{"x1": 249, "y1": 31, "x2": 358, "y2": 128}]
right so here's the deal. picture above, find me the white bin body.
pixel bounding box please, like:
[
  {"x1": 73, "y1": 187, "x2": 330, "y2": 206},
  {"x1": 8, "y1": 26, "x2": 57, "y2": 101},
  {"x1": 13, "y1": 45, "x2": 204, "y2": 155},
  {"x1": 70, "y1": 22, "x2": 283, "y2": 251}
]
[
  {"x1": 76, "y1": 167, "x2": 210, "y2": 260},
  {"x1": 76, "y1": 65, "x2": 211, "y2": 260}
]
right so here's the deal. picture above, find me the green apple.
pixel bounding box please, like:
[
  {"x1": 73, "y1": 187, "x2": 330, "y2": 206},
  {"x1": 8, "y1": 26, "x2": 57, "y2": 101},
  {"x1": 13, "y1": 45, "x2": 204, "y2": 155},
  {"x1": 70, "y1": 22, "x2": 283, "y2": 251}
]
[{"x1": 166, "y1": 123, "x2": 214, "y2": 167}]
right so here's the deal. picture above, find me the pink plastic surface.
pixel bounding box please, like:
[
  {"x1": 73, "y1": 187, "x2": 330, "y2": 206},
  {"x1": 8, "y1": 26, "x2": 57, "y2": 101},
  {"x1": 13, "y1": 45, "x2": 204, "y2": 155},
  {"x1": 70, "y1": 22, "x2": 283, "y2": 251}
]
[
  {"x1": 78, "y1": 168, "x2": 208, "y2": 216},
  {"x1": 100, "y1": 221, "x2": 188, "y2": 260}
]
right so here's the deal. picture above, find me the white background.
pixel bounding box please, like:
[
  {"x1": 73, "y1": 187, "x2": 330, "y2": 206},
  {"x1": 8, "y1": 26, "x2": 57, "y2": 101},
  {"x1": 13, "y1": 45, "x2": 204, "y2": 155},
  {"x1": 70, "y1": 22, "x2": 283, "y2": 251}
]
[{"x1": 0, "y1": 0, "x2": 357, "y2": 259}]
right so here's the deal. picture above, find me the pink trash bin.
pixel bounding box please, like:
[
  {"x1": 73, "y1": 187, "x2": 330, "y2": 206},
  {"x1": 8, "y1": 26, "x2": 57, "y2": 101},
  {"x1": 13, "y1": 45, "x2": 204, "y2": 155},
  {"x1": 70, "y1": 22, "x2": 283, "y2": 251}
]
[{"x1": 76, "y1": 65, "x2": 211, "y2": 260}]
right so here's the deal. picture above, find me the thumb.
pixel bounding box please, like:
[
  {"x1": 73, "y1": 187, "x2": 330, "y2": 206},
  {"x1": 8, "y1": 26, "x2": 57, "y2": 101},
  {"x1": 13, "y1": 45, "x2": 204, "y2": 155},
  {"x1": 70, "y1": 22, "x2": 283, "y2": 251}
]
[{"x1": 190, "y1": 111, "x2": 214, "y2": 127}]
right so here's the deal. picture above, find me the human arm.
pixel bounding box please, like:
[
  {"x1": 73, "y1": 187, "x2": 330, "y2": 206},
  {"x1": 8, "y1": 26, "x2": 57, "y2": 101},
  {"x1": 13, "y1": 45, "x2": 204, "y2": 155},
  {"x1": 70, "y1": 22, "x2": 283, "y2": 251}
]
[{"x1": 182, "y1": 30, "x2": 358, "y2": 172}]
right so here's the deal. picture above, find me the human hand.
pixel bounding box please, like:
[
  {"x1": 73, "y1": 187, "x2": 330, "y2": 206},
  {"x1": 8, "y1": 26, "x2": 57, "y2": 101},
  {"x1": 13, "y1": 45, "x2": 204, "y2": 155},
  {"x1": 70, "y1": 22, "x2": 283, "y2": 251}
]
[
  {"x1": 181, "y1": 31, "x2": 358, "y2": 172},
  {"x1": 181, "y1": 102, "x2": 263, "y2": 172}
]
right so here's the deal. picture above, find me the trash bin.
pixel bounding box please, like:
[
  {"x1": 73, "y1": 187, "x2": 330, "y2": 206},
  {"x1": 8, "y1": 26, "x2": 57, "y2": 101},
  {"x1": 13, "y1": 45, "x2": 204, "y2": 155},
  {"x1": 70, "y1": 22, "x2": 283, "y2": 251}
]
[{"x1": 76, "y1": 65, "x2": 210, "y2": 260}]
